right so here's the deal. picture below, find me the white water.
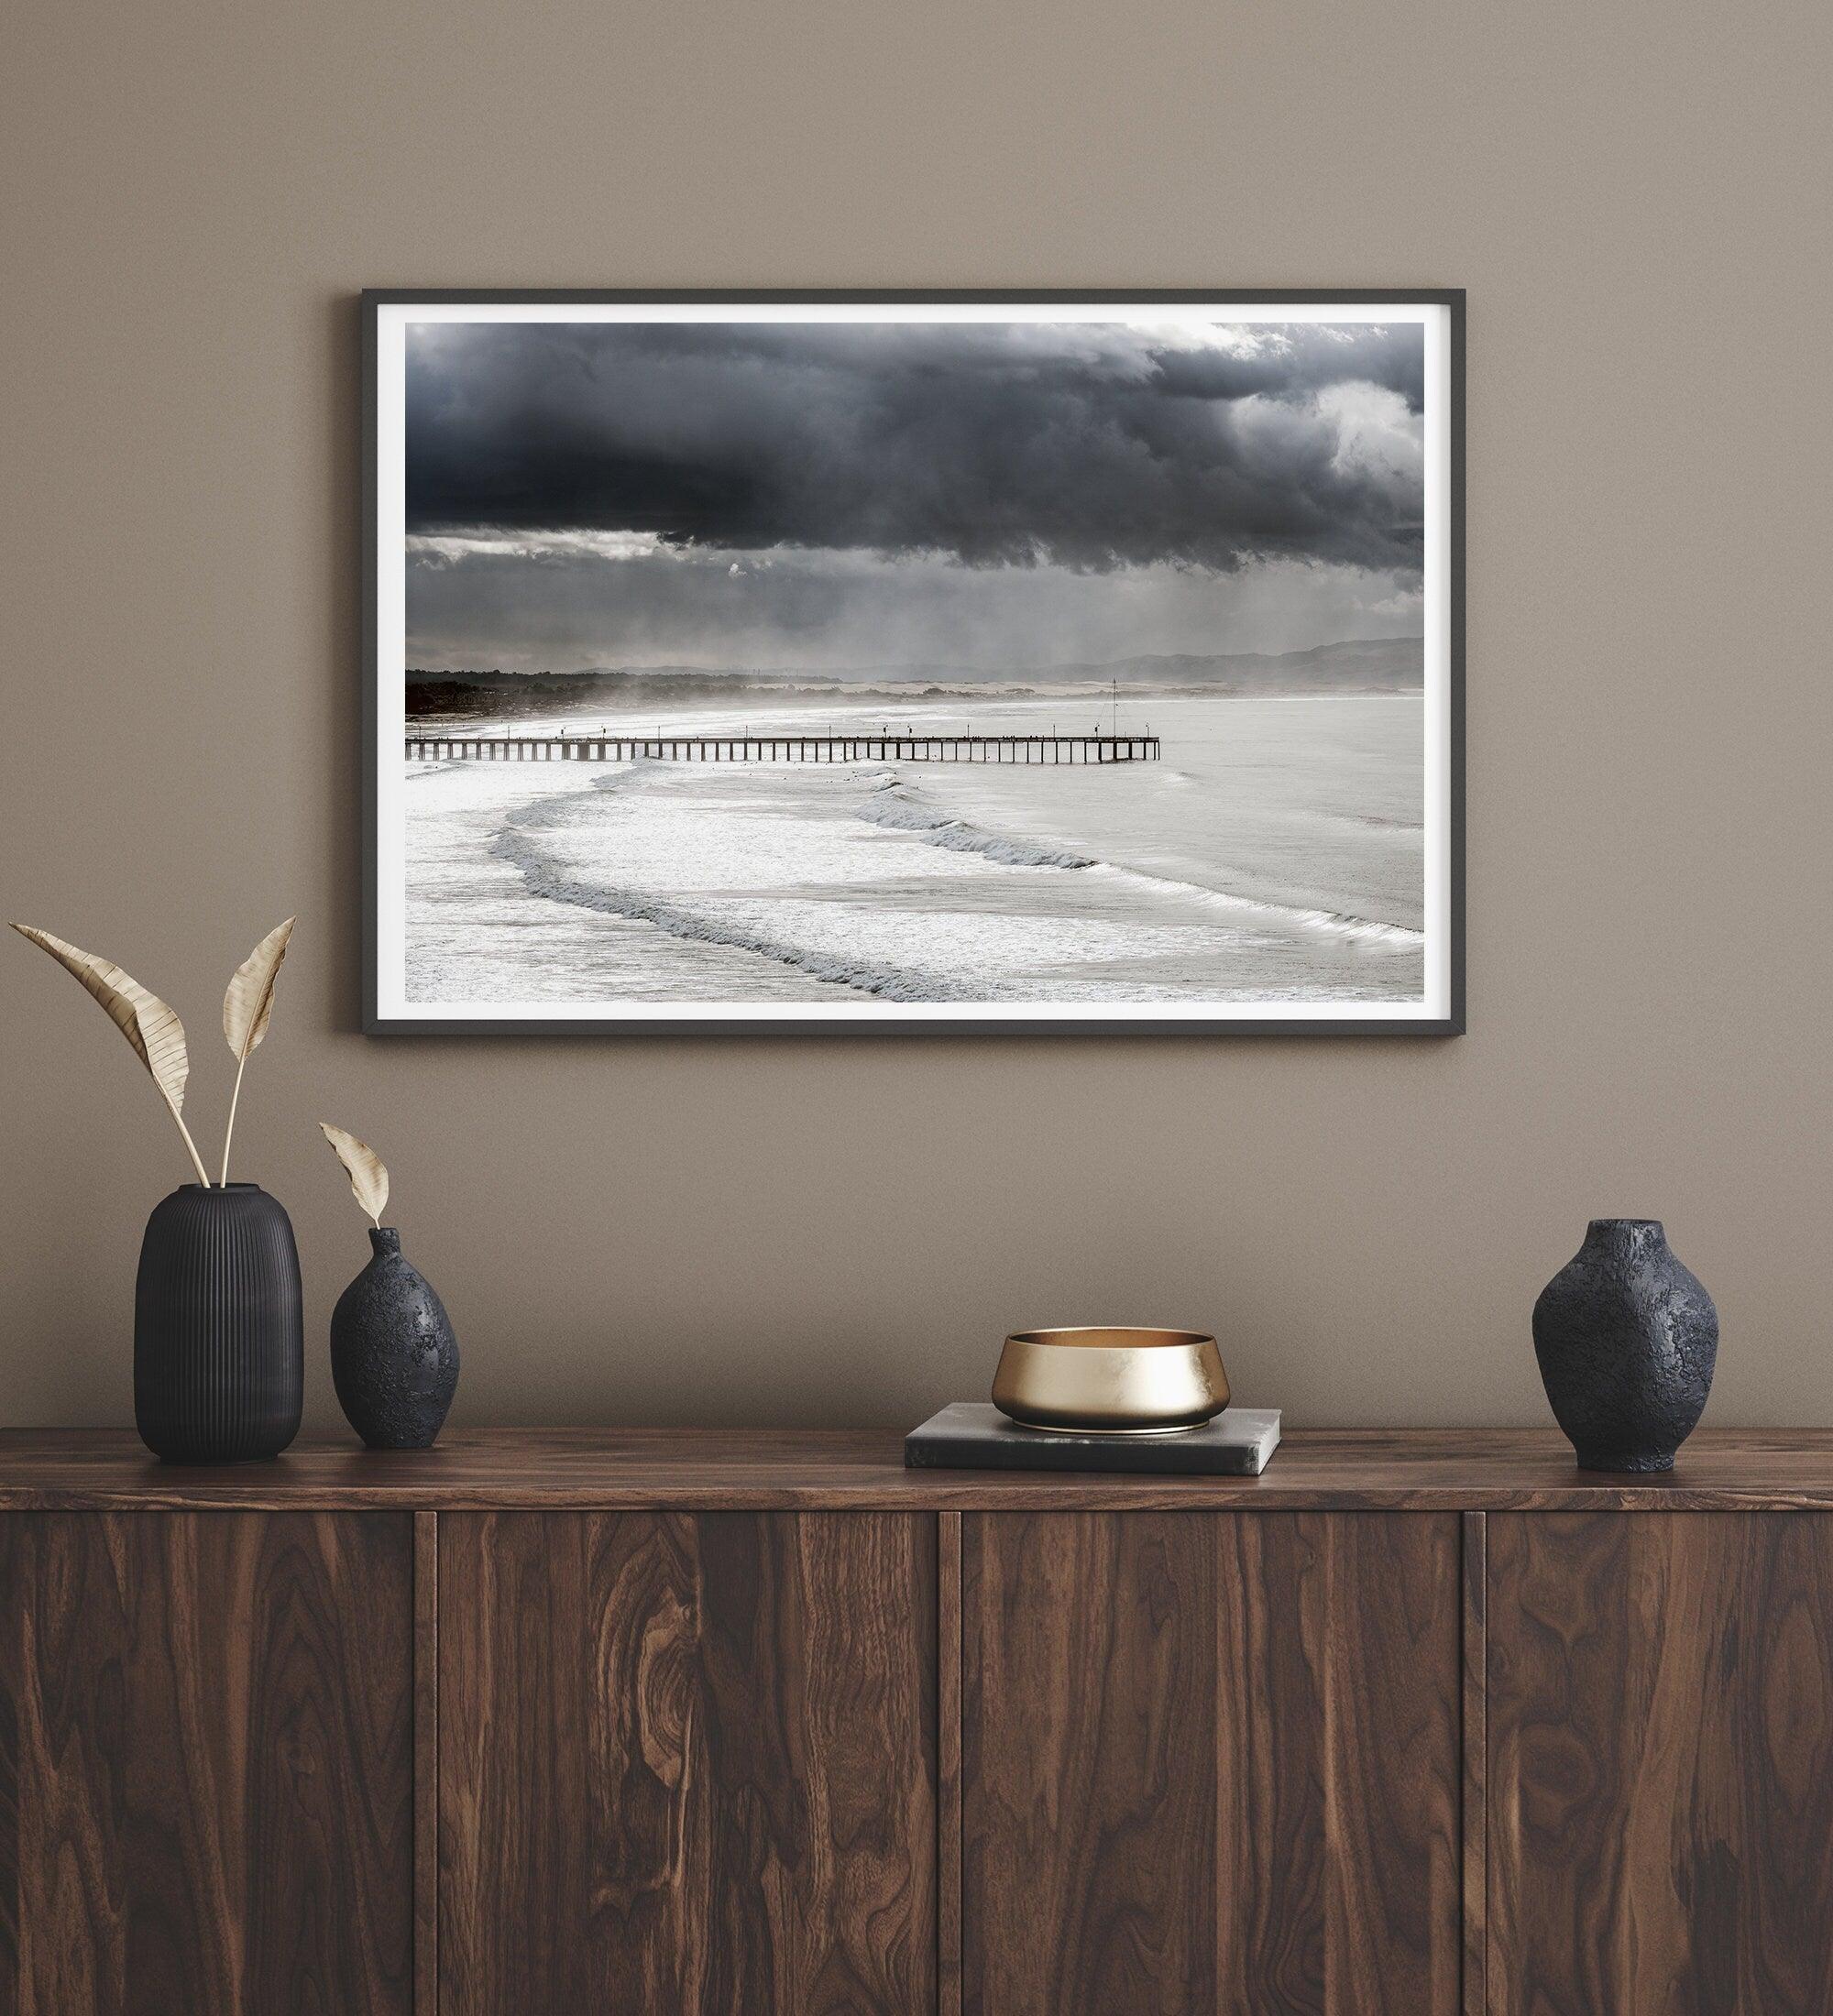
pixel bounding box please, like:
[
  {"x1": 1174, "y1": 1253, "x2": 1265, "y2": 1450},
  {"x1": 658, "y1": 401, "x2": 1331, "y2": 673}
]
[{"x1": 402, "y1": 693, "x2": 1425, "y2": 1006}]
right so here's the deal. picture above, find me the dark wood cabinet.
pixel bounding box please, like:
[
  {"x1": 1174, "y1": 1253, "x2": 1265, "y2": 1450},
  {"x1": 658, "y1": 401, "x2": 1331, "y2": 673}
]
[
  {"x1": 1486, "y1": 1512, "x2": 1833, "y2": 2016},
  {"x1": 6, "y1": 1430, "x2": 1833, "y2": 2014},
  {"x1": 962, "y1": 1511, "x2": 1461, "y2": 2016},
  {"x1": 0, "y1": 1510, "x2": 414, "y2": 2016},
  {"x1": 436, "y1": 1511, "x2": 938, "y2": 2015}
]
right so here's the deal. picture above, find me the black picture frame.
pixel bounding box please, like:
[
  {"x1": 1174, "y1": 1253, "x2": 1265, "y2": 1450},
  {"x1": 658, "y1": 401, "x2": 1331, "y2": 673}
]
[{"x1": 362, "y1": 288, "x2": 1464, "y2": 1037}]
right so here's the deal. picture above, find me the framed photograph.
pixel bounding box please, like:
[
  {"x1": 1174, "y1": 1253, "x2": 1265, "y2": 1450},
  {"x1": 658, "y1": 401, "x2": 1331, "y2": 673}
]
[{"x1": 364, "y1": 290, "x2": 1462, "y2": 1035}]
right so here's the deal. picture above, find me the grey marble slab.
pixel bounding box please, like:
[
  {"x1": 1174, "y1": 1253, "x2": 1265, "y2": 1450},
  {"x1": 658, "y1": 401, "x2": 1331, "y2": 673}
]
[{"x1": 904, "y1": 1402, "x2": 1281, "y2": 1475}]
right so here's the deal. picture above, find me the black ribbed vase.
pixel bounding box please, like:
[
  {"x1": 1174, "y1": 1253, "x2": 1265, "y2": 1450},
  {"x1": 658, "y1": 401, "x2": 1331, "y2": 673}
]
[{"x1": 134, "y1": 1184, "x2": 304, "y2": 1463}]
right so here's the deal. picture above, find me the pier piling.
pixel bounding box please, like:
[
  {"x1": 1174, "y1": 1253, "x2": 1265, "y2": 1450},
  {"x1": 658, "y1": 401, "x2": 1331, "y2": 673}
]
[{"x1": 405, "y1": 731, "x2": 1161, "y2": 766}]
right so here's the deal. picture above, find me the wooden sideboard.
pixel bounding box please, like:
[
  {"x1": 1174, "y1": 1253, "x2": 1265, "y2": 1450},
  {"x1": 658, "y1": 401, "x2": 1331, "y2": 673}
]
[{"x1": 4, "y1": 1428, "x2": 1833, "y2": 2014}]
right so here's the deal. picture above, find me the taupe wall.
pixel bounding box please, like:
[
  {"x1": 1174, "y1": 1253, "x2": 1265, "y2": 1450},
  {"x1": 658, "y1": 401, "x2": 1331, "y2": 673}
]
[{"x1": 4, "y1": 0, "x2": 1828, "y2": 1433}]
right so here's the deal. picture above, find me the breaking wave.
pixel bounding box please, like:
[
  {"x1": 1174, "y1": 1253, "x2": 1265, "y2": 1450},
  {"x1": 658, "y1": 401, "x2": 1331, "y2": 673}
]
[
  {"x1": 862, "y1": 776, "x2": 1422, "y2": 948},
  {"x1": 470, "y1": 740, "x2": 1420, "y2": 1007},
  {"x1": 491, "y1": 811, "x2": 984, "y2": 1002},
  {"x1": 856, "y1": 780, "x2": 1095, "y2": 868},
  {"x1": 1098, "y1": 867, "x2": 1426, "y2": 947}
]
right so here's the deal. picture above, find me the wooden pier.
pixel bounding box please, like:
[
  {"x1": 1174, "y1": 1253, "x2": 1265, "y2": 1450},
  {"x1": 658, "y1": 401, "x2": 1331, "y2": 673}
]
[{"x1": 405, "y1": 731, "x2": 1161, "y2": 765}]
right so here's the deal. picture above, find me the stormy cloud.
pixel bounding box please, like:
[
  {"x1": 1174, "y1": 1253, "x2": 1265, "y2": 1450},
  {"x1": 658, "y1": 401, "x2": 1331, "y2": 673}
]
[{"x1": 404, "y1": 319, "x2": 1425, "y2": 575}]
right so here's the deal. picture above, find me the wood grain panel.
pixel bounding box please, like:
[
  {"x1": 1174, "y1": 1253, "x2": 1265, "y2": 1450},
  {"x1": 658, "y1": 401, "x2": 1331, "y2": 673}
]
[
  {"x1": 17, "y1": 1428, "x2": 1833, "y2": 1514},
  {"x1": 1487, "y1": 1513, "x2": 1833, "y2": 2016},
  {"x1": 962, "y1": 1511, "x2": 1461, "y2": 2016},
  {"x1": 1463, "y1": 1511, "x2": 1487, "y2": 2016},
  {"x1": 438, "y1": 1510, "x2": 938, "y2": 2015},
  {"x1": 0, "y1": 1511, "x2": 414, "y2": 2016},
  {"x1": 938, "y1": 1511, "x2": 963, "y2": 2016},
  {"x1": 412, "y1": 1511, "x2": 438, "y2": 2016}
]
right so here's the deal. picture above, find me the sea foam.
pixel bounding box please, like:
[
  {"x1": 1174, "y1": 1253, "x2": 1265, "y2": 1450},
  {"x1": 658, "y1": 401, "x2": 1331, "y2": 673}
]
[
  {"x1": 855, "y1": 779, "x2": 1096, "y2": 869},
  {"x1": 492, "y1": 803, "x2": 989, "y2": 1002}
]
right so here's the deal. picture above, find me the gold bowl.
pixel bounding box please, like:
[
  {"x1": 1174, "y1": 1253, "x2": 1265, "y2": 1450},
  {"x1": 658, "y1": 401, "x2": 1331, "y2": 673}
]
[{"x1": 991, "y1": 1327, "x2": 1230, "y2": 1435}]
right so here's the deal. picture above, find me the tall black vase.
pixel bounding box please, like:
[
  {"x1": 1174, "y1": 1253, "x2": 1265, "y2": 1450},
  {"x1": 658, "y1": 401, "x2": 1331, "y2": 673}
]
[
  {"x1": 1532, "y1": 1219, "x2": 1718, "y2": 1473},
  {"x1": 135, "y1": 1184, "x2": 303, "y2": 1463},
  {"x1": 330, "y1": 1228, "x2": 459, "y2": 1450}
]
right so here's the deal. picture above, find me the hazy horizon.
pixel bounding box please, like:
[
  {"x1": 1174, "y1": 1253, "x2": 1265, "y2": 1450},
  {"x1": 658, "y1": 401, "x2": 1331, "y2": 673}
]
[{"x1": 404, "y1": 633, "x2": 1425, "y2": 685}]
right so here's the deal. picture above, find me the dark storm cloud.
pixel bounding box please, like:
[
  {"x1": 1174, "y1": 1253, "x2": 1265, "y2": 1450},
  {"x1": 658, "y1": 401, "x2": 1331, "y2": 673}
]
[{"x1": 405, "y1": 319, "x2": 1425, "y2": 573}]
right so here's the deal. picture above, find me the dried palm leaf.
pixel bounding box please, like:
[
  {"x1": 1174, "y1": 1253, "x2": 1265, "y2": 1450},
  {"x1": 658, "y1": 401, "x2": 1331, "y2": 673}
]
[
  {"x1": 9, "y1": 923, "x2": 212, "y2": 1187},
  {"x1": 320, "y1": 1122, "x2": 389, "y2": 1226},
  {"x1": 219, "y1": 916, "x2": 295, "y2": 1183}
]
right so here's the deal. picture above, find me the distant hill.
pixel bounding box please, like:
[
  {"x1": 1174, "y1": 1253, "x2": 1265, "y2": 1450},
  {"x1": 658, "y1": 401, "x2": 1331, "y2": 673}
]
[
  {"x1": 1015, "y1": 637, "x2": 1422, "y2": 692},
  {"x1": 404, "y1": 638, "x2": 1422, "y2": 718}
]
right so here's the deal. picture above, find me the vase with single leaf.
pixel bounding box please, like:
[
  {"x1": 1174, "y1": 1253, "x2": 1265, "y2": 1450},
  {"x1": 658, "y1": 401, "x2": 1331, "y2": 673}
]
[{"x1": 323, "y1": 1124, "x2": 459, "y2": 1449}]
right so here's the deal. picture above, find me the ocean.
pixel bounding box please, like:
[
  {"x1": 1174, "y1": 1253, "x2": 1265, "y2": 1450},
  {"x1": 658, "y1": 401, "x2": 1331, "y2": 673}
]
[{"x1": 401, "y1": 692, "x2": 1425, "y2": 1007}]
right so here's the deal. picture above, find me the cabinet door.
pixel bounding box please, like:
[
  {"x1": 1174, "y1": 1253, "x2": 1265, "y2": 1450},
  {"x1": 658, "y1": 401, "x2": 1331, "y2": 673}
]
[
  {"x1": 0, "y1": 1511, "x2": 415, "y2": 2016},
  {"x1": 963, "y1": 1511, "x2": 1462, "y2": 2016},
  {"x1": 1487, "y1": 1512, "x2": 1833, "y2": 2015},
  {"x1": 438, "y1": 1511, "x2": 938, "y2": 2014}
]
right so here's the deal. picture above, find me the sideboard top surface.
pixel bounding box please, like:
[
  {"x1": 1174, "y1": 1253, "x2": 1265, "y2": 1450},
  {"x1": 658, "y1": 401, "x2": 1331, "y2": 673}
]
[{"x1": 4, "y1": 1427, "x2": 1833, "y2": 1511}]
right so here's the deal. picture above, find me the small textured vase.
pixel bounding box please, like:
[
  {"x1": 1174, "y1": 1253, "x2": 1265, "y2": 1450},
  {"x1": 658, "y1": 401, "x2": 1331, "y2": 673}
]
[
  {"x1": 1532, "y1": 1219, "x2": 1718, "y2": 1472},
  {"x1": 135, "y1": 1184, "x2": 304, "y2": 1463},
  {"x1": 330, "y1": 1229, "x2": 459, "y2": 1449}
]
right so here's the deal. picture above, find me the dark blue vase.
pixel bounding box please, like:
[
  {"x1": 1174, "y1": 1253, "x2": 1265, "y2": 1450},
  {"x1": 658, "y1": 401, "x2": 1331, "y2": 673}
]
[
  {"x1": 1532, "y1": 1219, "x2": 1718, "y2": 1473},
  {"x1": 135, "y1": 1184, "x2": 304, "y2": 1463},
  {"x1": 330, "y1": 1228, "x2": 459, "y2": 1449}
]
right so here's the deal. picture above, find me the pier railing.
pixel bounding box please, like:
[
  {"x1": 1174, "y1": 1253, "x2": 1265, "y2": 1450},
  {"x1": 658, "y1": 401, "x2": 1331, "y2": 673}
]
[{"x1": 404, "y1": 731, "x2": 1160, "y2": 765}]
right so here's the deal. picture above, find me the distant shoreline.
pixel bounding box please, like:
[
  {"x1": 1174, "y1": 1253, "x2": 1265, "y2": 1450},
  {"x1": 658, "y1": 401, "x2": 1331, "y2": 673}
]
[
  {"x1": 404, "y1": 678, "x2": 1422, "y2": 725},
  {"x1": 403, "y1": 638, "x2": 1424, "y2": 723}
]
